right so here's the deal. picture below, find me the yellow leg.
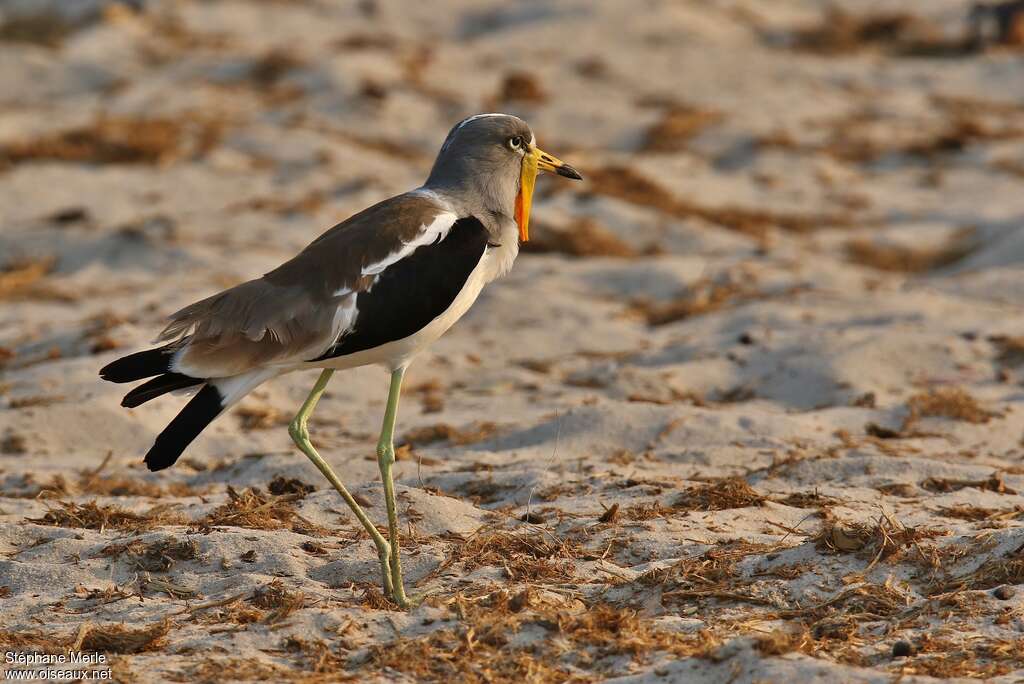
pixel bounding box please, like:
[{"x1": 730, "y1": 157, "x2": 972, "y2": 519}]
[
  {"x1": 289, "y1": 369, "x2": 393, "y2": 597},
  {"x1": 376, "y1": 367, "x2": 410, "y2": 607}
]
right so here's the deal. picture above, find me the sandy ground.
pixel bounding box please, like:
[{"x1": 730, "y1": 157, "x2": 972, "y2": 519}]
[{"x1": 2, "y1": 0, "x2": 1024, "y2": 681}]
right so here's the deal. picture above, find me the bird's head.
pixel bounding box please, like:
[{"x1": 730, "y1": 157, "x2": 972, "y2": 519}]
[{"x1": 426, "y1": 113, "x2": 582, "y2": 242}]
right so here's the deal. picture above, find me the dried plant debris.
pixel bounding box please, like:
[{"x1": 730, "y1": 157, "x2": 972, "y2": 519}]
[
  {"x1": 815, "y1": 514, "x2": 943, "y2": 567},
  {"x1": 200, "y1": 486, "x2": 327, "y2": 535},
  {"x1": 522, "y1": 218, "x2": 639, "y2": 258},
  {"x1": 401, "y1": 421, "x2": 500, "y2": 446},
  {"x1": 968, "y1": 1, "x2": 1024, "y2": 49},
  {"x1": 27, "y1": 454, "x2": 194, "y2": 499},
  {"x1": 845, "y1": 230, "x2": 977, "y2": 273},
  {"x1": 773, "y1": 490, "x2": 839, "y2": 509},
  {"x1": 281, "y1": 636, "x2": 348, "y2": 676},
  {"x1": 760, "y1": 98, "x2": 1024, "y2": 166},
  {"x1": 674, "y1": 477, "x2": 766, "y2": 511},
  {"x1": 936, "y1": 504, "x2": 1023, "y2": 521},
  {"x1": 990, "y1": 335, "x2": 1024, "y2": 366},
  {"x1": 445, "y1": 530, "x2": 580, "y2": 582},
  {"x1": 28, "y1": 500, "x2": 185, "y2": 532},
  {"x1": 267, "y1": 475, "x2": 314, "y2": 497},
  {"x1": 787, "y1": 8, "x2": 967, "y2": 57},
  {"x1": 905, "y1": 387, "x2": 998, "y2": 426},
  {"x1": 101, "y1": 536, "x2": 200, "y2": 573},
  {"x1": 0, "y1": 11, "x2": 76, "y2": 47},
  {"x1": 631, "y1": 275, "x2": 771, "y2": 326},
  {"x1": 930, "y1": 550, "x2": 1024, "y2": 594},
  {"x1": 495, "y1": 71, "x2": 546, "y2": 104},
  {"x1": 235, "y1": 405, "x2": 288, "y2": 430},
  {"x1": 920, "y1": 473, "x2": 1017, "y2": 495},
  {"x1": 250, "y1": 580, "x2": 307, "y2": 623},
  {"x1": 587, "y1": 166, "x2": 858, "y2": 238},
  {"x1": 76, "y1": 620, "x2": 171, "y2": 655},
  {"x1": 369, "y1": 590, "x2": 716, "y2": 681},
  {"x1": 0, "y1": 258, "x2": 56, "y2": 300},
  {"x1": 0, "y1": 116, "x2": 223, "y2": 169},
  {"x1": 639, "y1": 104, "x2": 723, "y2": 153},
  {"x1": 897, "y1": 632, "x2": 1024, "y2": 679},
  {"x1": 651, "y1": 541, "x2": 788, "y2": 602}
]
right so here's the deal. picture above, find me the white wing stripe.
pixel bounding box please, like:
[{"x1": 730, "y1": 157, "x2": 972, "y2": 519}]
[{"x1": 359, "y1": 211, "x2": 458, "y2": 277}]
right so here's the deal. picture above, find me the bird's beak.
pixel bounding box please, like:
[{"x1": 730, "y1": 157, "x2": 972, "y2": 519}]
[{"x1": 515, "y1": 145, "x2": 583, "y2": 242}]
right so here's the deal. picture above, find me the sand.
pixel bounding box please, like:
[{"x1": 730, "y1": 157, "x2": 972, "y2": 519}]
[{"x1": 2, "y1": 0, "x2": 1024, "y2": 681}]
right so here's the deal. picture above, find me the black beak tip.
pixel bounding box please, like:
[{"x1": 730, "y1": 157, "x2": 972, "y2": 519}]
[{"x1": 557, "y1": 164, "x2": 583, "y2": 181}]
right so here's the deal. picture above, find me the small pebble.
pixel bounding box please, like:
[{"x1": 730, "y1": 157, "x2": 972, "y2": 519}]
[
  {"x1": 738, "y1": 332, "x2": 755, "y2": 345},
  {"x1": 891, "y1": 641, "x2": 914, "y2": 658},
  {"x1": 993, "y1": 585, "x2": 1016, "y2": 600},
  {"x1": 240, "y1": 549, "x2": 257, "y2": 563}
]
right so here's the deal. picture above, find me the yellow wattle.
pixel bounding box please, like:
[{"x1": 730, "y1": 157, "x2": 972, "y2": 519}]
[{"x1": 515, "y1": 152, "x2": 539, "y2": 242}]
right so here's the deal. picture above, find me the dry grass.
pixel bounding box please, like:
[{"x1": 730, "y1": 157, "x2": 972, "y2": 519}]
[
  {"x1": 522, "y1": 218, "x2": 639, "y2": 258},
  {"x1": 27, "y1": 500, "x2": 186, "y2": 533},
  {"x1": 899, "y1": 633, "x2": 1024, "y2": 679},
  {"x1": 990, "y1": 334, "x2": 1024, "y2": 366},
  {"x1": 31, "y1": 453, "x2": 197, "y2": 499},
  {"x1": 0, "y1": 116, "x2": 223, "y2": 169},
  {"x1": 631, "y1": 276, "x2": 767, "y2": 326},
  {"x1": 921, "y1": 473, "x2": 1017, "y2": 495},
  {"x1": 622, "y1": 500, "x2": 676, "y2": 521},
  {"x1": 173, "y1": 657, "x2": 292, "y2": 683},
  {"x1": 788, "y1": 8, "x2": 965, "y2": 57},
  {"x1": 250, "y1": 580, "x2": 307, "y2": 623},
  {"x1": 494, "y1": 71, "x2": 546, "y2": 104},
  {"x1": 200, "y1": 486, "x2": 328, "y2": 535},
  {"x1": 281, "y1": 636, "x2": 349, "y2": 677},
  {"x1": 446, "y1": 530, "x2": 580, "y2": 582},
  {"x1": 0, "y1": 258, "x2": 56, "y2": 300},
  {"x1": 369, "y1": 589, "x2": 717, "y2": 682},
  {"x1": 0, "y1": 11, "x2": 74, "y2": 47},
  {"x1": 936, "y1": 504, "x2": 1022, "y2": 522},
  {"x1": 76, "y1": 620, "x2": 171, "y2": 654},
  {"x1": 405, "y1": 378, "x2": 446, "y2": 413},
  {"x1": 905, "y1": 387, "x2": 998, "y2": 426},
  {"x1": 401, "y1": 421, "x2": 500, "y2": 446},
  {"x1": 815, "y1": 514, "x2": 943, "y2": 568},
  {"x1": 235, "y1": 405, "x2": 289, "y2": 430},
  {"x1": 267, "y1": 475, "x2": 314, "y2": 497},
  {"x1": 650, "y1": 541, "x2": 782, "y2": 595},
  {"x1": 640, "y1": 104, "x2": 722, "y2": 153},
  {"x1": 845, "y1": 231, "x2": 976, "y2": 272},
  {"x1": 930, "y1": 553, "x2": 1024, "y2": 594},
  {"x1": 760, "y1": 97, "x2": 1024, "y2": 167},
  {"x1": 773, "y1": 490, "x2": 839, "y2": 509},
  {"x1": 674, "y1": 477, "x2": 766, "y2": 511},
  {"x1": 587, "y1": 166, "x2": 858, "y2": 239},
  {"x1": 101, "y1": 536, "x2": 200, "y2": 573}
]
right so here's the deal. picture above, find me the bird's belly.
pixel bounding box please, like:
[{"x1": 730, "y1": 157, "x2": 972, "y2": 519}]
[{"x1": 310, "y1": 250, "x2": 494, "y2": 372}]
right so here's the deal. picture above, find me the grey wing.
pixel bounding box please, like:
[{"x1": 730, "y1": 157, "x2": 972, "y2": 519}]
[{"x1": 157, "y1": 192, "x2": 454, "y2": 378}]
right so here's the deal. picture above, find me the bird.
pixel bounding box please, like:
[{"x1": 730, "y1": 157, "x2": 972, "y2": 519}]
[{"x1": 99, "y1": 113, "x2": 582, "y2": 606}]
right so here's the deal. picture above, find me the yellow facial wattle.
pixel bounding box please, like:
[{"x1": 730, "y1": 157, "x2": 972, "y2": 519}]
[{"x1": 515, "y1": 150, "x2": 539, "y2": 242}]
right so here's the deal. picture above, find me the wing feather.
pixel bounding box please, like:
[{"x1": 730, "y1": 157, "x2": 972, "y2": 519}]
[{"x1": 159, "y1": 191, "x2": 455, "y2": 377}]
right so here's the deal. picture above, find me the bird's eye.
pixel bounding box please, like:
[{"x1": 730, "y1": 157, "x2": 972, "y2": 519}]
[{"x1": 507, "y1": 135, "x2": 524, "y2": 150}]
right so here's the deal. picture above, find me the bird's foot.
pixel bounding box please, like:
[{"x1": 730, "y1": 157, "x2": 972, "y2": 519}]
[{"x1": 389, "y1": 588, "x2": 426, "y2": 610}]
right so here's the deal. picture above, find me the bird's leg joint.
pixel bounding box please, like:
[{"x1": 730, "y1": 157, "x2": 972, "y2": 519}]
[
  {"x1": 376, "y1": 440, "x2": 395, "y2": 466},
  {"x1": 288, "y1": 416, "x2": 309, "y2": 444}
]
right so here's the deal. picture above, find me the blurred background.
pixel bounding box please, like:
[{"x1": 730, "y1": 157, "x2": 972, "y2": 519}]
[
  {"x1": 3, "y1": 2, "x2": 1024, "y2": 680},
  {"x1": 3, "y1": 0, "x2": 1024, "y2": 483},
  {"x1": 2, "y1": 0, "x2": 1024, "y2": 470}
]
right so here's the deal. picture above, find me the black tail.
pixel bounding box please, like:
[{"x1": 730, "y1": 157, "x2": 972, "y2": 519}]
[
  {"x1": 100, "y1": 347, "x2": 175, "y2": 383},
  {"x1": 144, "y1": 384, "x2": 224, "y2": 471},
  {"x1": 121, "y1": 373, "x2": 205, "y2": 408}
]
